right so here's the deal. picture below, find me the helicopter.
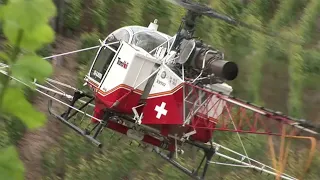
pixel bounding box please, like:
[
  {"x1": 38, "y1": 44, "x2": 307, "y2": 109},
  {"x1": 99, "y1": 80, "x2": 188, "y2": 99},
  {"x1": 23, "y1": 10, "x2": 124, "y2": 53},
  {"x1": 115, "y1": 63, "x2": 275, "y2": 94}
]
[{"x1": 0, "y1": 0, "x2": 319, "y2": 179}]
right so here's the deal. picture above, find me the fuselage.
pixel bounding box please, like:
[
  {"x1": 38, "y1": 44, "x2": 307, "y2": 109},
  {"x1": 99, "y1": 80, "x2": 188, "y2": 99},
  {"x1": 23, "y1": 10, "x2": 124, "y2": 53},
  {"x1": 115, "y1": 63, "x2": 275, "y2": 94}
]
[{"x1": 83, "y1": 23, "x2": 233, "y2": 143}]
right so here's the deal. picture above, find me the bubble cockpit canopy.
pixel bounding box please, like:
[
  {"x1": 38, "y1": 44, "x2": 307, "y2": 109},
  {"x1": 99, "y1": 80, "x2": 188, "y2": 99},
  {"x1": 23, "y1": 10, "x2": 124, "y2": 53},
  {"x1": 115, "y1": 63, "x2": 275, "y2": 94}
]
[{"x1": 105, "y1": 25, "x2": 173, "y2": 54}]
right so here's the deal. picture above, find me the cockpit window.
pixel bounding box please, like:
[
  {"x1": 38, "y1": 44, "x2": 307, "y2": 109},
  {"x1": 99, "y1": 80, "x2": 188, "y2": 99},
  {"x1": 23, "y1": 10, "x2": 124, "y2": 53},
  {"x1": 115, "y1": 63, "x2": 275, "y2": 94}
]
[
  {"x1": 130, "y1": 26, "x2": 146, "y2": 34},
  {"x1": 109, "y1": 29, "x2": 130, "y2": 42},
  {"x1": 132, "y1": 31, "x2": 168, "y2": 53},
  {"x1": 89, "y1": 46, "x2": 117, "y2": 83},
  {"x1": 107, "y1": 26, "x2": 174, "y2": 55}
]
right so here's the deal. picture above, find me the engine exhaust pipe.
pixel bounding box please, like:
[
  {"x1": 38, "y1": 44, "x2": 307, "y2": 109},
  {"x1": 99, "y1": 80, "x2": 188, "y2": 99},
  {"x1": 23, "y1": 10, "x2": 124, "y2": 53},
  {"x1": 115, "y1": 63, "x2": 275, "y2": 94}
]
[
  {"x1": 207, "y1": 60, "x2": 238, "y2": 81},
  {"x1": 193, "y1": 49, "x2": 238, "y2": 81}
]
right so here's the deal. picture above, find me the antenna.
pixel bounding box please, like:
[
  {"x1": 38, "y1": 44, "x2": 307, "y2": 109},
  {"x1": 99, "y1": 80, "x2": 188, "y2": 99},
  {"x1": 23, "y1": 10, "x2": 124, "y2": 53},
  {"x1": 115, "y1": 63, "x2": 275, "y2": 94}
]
[{"x1": 148, "y1": 19, "x2": 159, "y2": 30}]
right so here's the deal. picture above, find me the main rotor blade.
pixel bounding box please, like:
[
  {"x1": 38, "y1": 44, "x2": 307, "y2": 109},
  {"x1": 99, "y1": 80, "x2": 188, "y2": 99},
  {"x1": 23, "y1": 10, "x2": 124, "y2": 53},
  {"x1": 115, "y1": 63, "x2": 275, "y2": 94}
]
[
  {"x1": 167, "y1": 0, "x2": 212, "y2": 12},
  {"x1": 166, "y1": 0, "x2": 302, "y2": 44}
]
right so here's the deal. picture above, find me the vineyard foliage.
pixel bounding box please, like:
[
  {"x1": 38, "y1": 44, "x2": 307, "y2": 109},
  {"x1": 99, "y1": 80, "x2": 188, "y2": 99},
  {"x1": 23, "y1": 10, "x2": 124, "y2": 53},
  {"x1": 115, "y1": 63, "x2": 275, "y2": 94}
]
[
  {"x1": 0, "y1": 0, "x2": 320, "y2": 179},
  {"x1": 0, "y1": 0, "x2": 56, "y2": 179}
]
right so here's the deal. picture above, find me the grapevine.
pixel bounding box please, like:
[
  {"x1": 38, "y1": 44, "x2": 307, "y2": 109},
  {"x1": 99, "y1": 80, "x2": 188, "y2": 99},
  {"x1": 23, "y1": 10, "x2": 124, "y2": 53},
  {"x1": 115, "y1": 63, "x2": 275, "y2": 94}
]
[{"x1": 0, "y1": 0, "x2": 56, "y2": 179}]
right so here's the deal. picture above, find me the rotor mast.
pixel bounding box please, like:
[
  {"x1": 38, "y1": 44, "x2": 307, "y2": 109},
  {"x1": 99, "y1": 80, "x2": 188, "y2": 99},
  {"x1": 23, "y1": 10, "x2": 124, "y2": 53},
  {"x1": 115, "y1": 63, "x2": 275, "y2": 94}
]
[{"x1": 172, "y1": 10, "x2": 201, "y2": 50}]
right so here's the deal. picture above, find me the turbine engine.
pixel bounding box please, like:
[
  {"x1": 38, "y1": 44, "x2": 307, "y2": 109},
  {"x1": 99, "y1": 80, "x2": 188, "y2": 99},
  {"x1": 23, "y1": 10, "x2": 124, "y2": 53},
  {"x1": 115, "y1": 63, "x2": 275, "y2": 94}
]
[{"x1": 178, "y1": 39, "x2": 238, "y2": 84}]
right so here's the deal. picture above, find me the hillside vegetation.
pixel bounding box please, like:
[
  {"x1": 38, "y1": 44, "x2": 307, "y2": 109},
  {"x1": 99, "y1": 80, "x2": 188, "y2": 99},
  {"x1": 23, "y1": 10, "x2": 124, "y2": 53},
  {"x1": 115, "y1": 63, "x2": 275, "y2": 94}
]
[{"x1": 0, "y1": 0, "x2": 320, "y2": 180}]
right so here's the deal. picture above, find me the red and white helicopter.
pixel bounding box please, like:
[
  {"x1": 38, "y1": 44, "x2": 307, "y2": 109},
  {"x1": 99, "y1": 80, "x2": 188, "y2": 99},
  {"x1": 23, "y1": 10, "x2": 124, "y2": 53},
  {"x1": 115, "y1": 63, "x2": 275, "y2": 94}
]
[{"x1": 1, "y1": 0, "x2": 320, "y2": 179}]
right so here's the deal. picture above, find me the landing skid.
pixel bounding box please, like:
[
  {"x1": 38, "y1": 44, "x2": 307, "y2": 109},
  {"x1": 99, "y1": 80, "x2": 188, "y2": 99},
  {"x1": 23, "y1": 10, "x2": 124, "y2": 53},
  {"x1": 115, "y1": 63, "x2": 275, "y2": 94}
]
[
  {"x1": 154, "y1": 140, "x2": 215, "y2": 180},
  {"x1": 48, "y1": 91, "x2": 104, "y2": 147}
]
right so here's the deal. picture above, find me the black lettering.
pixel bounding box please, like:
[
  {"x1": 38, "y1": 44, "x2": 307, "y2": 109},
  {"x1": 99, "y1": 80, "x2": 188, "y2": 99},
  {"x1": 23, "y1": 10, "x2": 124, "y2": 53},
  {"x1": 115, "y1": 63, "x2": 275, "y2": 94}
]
[
  {"x1": 117, "y1": 57, "x2": 129, "y2": 69},
  {"x1": 156, "y1": 79, "x2": 166, "y2": 86}
]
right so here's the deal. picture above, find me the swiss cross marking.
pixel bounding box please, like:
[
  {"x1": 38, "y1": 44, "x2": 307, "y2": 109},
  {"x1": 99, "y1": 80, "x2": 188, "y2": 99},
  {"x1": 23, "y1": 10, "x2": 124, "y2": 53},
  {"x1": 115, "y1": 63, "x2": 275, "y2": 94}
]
[{"x1": 154, "y1": 102, "x2": 168, "y2": 119}]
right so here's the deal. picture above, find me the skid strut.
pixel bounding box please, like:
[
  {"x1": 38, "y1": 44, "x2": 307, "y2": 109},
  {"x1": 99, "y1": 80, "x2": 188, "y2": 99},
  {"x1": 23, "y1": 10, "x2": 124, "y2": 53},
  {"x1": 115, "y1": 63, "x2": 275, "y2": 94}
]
[
  {"x1": 154, "y1": 140, "x2": 215, "y2": 180},
  {"x1": 48, "y1": 91, "x2": 103, "y2": 147},
  {"x1": 60, "y1": 91, "x2": 94, "y2": 120}
]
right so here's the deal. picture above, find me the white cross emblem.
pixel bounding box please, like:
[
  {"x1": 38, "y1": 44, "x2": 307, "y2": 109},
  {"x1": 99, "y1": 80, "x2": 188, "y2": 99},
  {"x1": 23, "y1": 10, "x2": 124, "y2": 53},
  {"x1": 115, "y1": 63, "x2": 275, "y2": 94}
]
[{"x1": 154, "y1": 102, "x2": 168, "y2": 119}]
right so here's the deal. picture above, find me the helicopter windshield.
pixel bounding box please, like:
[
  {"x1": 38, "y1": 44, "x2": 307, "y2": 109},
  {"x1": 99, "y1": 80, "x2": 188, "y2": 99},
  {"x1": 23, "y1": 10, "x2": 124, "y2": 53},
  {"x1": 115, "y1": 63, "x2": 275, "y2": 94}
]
[
  {"x1": 108, "y1": 29, "x2": 130, "y2": 43},
  {"x1": 130, "y1": 26, "x2": 171, "y2": 53},
  {"x1": 132, "y1": 32, "x2": 167, "y2": 53}
]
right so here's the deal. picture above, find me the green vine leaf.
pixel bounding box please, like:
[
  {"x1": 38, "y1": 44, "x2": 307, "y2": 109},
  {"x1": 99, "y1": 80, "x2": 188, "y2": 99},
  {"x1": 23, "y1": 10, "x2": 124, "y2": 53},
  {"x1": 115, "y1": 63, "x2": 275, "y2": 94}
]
[
  {"x1": 2, "y1": 0, "x2": 56, "y2": 31},
  {"x1": 0, "y1": 0, "x2": 56, "y2": 179},
  {"x1": 20, "y1": 24, "x2": 55, "y2": 51},
  {"x1": 0, "y1": 146, "x2": 25, "y2": 180},
  {"x1": 0, "y1": 5, "x2": 4, "y2": 19},
  {"x1": 3, "y1": 20, "x2": 55, "y2": 51},
  {"x1": 1, "y1": 87, "x2": 46, "y2": 129},
  {"x1": 1, "y1": 0, "x2": 56, "y2": 50},
  {"x1": 0, "y1": 52, "x2": 9, "y2": 63},
  {"x1": 11, "y1": 54, "x2": 53, "y2": 84}
]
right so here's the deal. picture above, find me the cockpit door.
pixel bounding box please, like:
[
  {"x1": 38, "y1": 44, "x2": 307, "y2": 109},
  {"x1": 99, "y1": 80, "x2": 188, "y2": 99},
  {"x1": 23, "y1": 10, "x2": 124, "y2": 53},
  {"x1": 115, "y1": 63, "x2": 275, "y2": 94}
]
[{"x1": 88, "y1": 41, "x2": 122, "y2": 87}]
